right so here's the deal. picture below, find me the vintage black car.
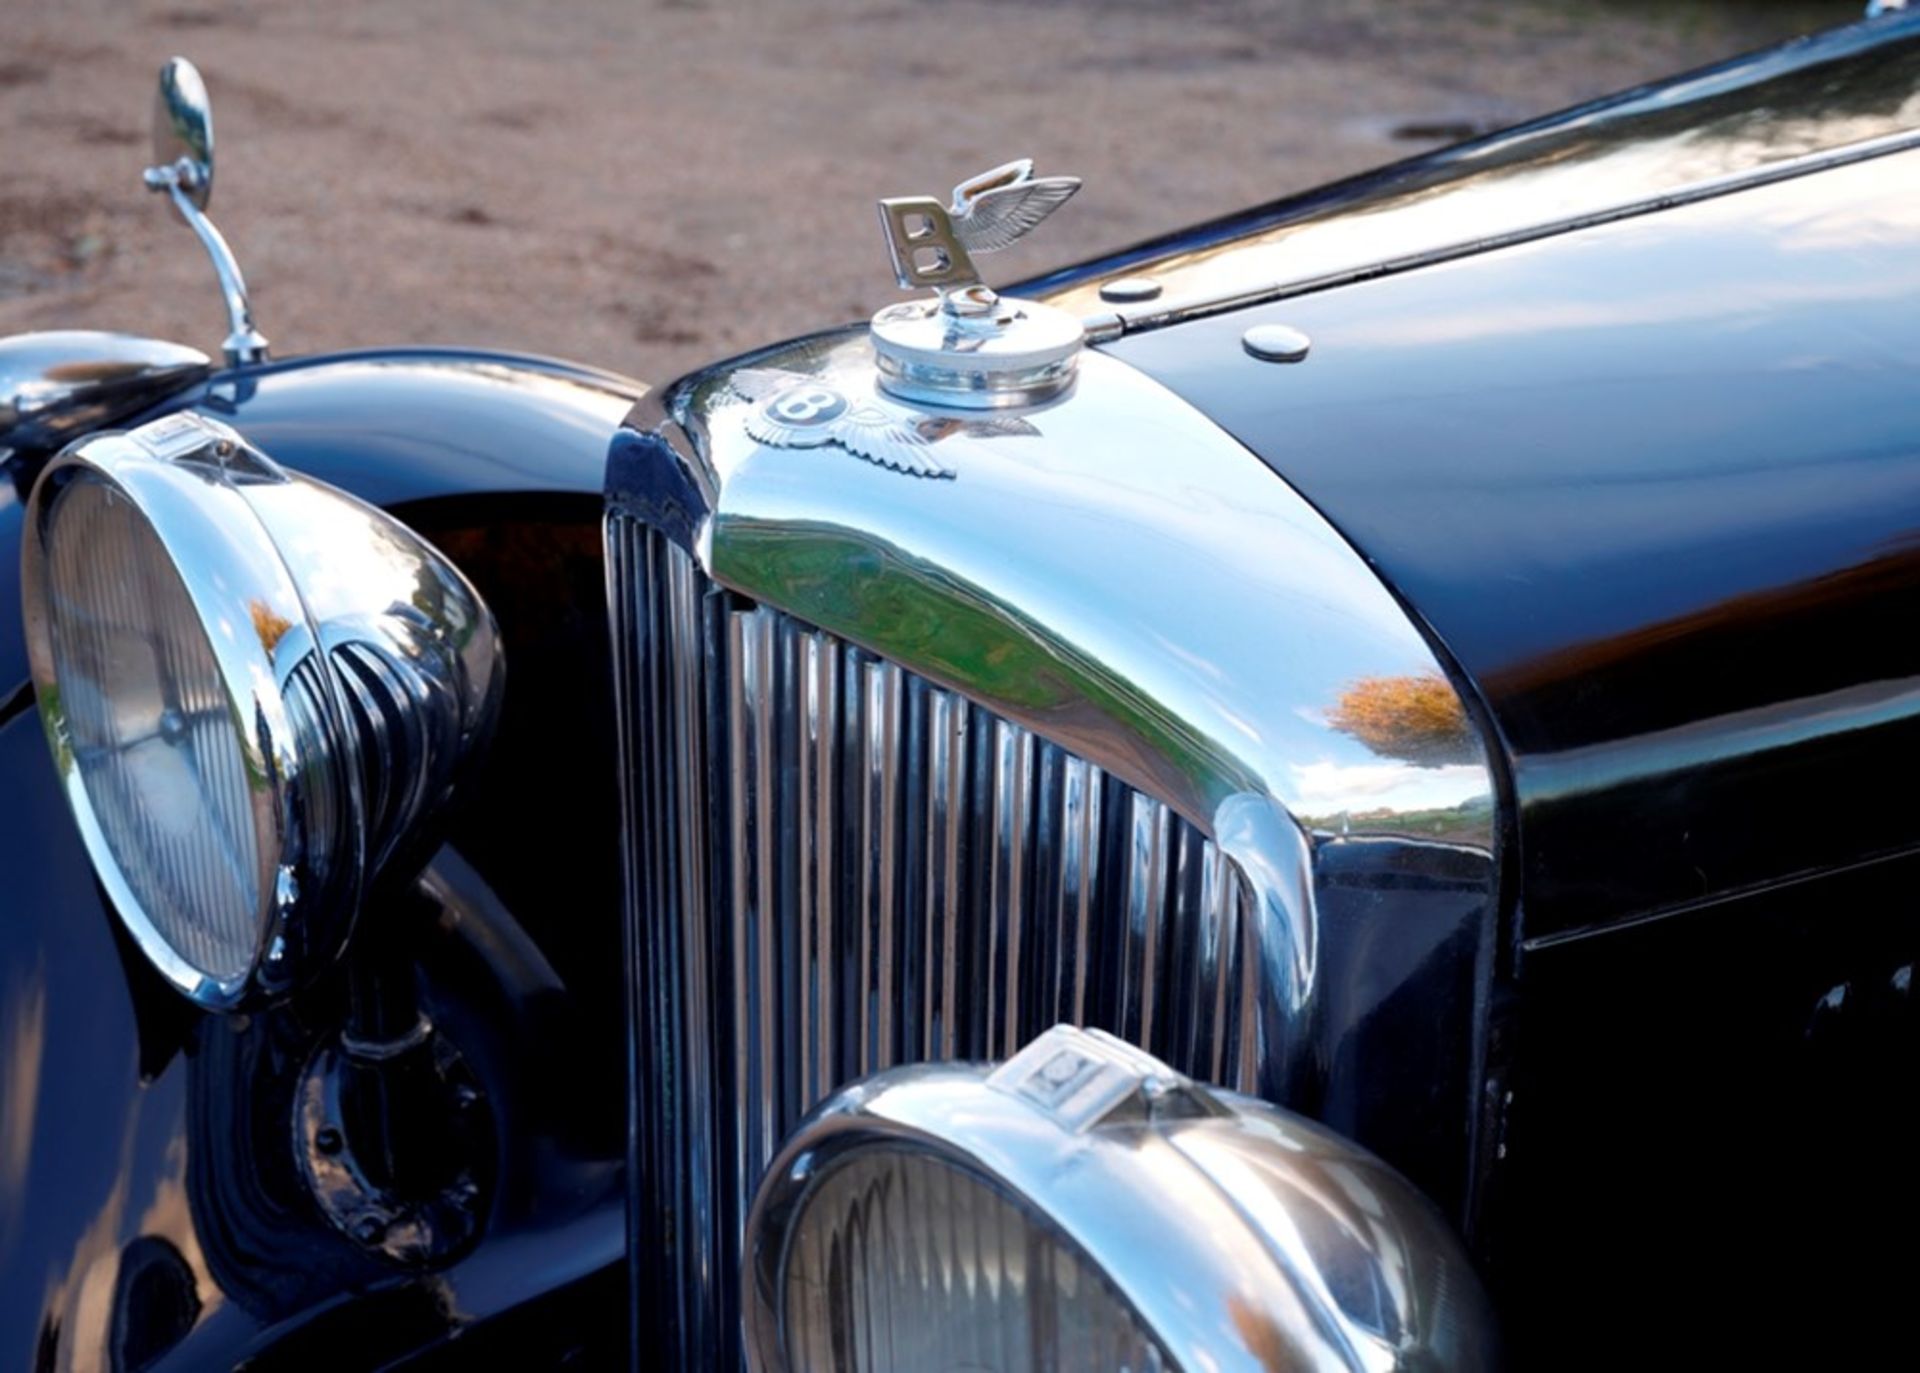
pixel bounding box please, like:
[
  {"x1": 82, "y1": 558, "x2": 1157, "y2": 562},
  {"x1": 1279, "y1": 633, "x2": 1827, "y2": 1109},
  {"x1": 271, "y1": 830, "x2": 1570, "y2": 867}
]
[{"x1": 3, "y1": 12, "x2": 1916, "y2": 1371}]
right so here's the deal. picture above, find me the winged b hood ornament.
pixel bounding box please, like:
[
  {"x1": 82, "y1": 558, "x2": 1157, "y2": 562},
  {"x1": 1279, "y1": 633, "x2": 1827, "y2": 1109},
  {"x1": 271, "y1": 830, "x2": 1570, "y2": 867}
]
[
  {"x1": 878, "y1": 158, "x2": 1081, "y2": 295},
  {"x1": 871, "y1": 158, "x2": 1088, "y2": 409}
]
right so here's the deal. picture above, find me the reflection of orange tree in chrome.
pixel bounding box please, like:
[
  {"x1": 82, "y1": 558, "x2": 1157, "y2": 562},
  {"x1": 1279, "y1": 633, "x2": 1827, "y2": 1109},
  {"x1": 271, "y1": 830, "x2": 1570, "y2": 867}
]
[
  {"x1": 249, "y1": 600, "x2": 293, "y2": 652},
  {"x1": 1328, "y1": 673, "x2": 1474, "y2": 767}
]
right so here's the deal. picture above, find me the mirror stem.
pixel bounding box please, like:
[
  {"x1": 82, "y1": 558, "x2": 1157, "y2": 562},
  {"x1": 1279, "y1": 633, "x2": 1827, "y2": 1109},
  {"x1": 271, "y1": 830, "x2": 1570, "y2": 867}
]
[{"x1": 145, "y1": 164, "x2": 269, "y2": 368}]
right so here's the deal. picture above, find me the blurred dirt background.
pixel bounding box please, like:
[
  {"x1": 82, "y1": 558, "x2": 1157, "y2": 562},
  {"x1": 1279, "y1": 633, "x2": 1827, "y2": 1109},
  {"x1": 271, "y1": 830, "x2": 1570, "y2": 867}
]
[{"x1": 2, "y1": 0, "x2": 1853, "y2": 384}]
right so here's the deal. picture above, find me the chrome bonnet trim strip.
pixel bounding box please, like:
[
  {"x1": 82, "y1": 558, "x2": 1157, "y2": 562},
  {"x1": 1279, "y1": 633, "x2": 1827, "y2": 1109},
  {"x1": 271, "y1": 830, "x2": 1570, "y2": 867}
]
[
  {"x1": 1082, "y1": 125, "x2": 1920, "y2": 344},
  {"x1": 620, "y1": 335, "x2": 1496, "y2": 848}
]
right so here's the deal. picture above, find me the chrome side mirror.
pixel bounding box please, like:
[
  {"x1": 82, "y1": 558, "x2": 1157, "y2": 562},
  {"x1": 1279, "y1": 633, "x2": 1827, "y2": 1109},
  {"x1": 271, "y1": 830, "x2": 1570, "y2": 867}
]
[
  {"x1": 151, "y1": 55, "x2": 214, "y2": 212},
  {"x1": 143, "y1": 57, "x2": 268, "y2": 366}
]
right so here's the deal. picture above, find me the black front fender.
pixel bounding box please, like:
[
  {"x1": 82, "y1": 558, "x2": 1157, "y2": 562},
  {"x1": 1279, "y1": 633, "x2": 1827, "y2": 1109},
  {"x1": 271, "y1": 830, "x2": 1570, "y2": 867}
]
[{"x1": 0, "y1": 346, "x2": 641, "y2": 1371}]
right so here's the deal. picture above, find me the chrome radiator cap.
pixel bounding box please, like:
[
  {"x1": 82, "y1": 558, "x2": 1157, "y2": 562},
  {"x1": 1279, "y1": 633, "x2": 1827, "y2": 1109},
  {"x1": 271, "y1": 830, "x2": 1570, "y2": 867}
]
[{"x1": 870, "y1": 158, "x2": 1086, "y2": 408}]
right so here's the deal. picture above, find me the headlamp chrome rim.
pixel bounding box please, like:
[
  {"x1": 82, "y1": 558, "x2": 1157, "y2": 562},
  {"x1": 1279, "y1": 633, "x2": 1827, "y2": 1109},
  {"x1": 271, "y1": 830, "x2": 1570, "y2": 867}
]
[
  {"x1": 21, "y1": 412, "x2": 502, "y2": 1010},
  {"x1": 23, "y1": 421, "x2": 364, "y2": 1008},
  {"x1": 745, "y1": 1025, "x2": 1499, "y2": 1373}
]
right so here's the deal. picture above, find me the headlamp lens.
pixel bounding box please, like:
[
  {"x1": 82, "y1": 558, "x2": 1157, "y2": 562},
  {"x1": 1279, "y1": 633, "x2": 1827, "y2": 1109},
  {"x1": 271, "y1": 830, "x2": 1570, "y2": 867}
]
[
  {"x1": 779, "y1": 1148, "x2": 1167, "y2": 1373},
  {"x1": 44, "y1": 474, "x2": 267, "y2": 984}
]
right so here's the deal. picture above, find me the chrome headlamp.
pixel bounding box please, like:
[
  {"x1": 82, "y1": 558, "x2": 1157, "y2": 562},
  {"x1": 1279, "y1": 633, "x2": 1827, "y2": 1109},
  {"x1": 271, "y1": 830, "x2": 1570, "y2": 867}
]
[
  {"x1": 746, "y1": 1025, "x2": 1497, "y2": 1372},
  {"x1": 21, "y1": 411, "x2": 502, "y2": 1008}
]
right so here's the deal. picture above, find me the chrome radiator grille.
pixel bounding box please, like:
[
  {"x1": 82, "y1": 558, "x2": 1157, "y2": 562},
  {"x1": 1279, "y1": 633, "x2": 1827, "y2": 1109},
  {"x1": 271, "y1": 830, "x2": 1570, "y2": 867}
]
[{"x1": 609, "y1": 516, "x2": 1266, "y2": 1355}]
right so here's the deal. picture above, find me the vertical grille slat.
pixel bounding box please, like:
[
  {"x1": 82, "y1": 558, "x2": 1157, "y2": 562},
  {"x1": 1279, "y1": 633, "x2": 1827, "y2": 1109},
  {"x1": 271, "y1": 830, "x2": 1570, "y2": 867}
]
[
  {"x1": 610, "y1": 514, "x2": 1266, "y2": 1362},
  {"x1": 925, "y1": 687, "x2": 964, "y2": 1063}
]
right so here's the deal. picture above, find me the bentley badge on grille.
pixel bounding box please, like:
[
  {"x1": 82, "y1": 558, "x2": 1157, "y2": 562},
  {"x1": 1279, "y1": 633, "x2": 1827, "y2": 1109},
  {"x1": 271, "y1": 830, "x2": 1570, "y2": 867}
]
[{"x1": 729, "y1": 367, "x2": 1041, "y2": 479}]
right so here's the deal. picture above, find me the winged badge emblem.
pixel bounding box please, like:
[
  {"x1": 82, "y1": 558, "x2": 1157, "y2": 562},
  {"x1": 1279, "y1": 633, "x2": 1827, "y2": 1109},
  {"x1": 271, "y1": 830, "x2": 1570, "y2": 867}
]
[
  {"x1": 946, "y1": 159, "x2": 1081, "y2": 254},
  {"x1": 730, "y1": 368, "x2": 1038, "y2": 479},
  {"x1": 878, "y1": 158, "x2": 1082, "y2": 294}
]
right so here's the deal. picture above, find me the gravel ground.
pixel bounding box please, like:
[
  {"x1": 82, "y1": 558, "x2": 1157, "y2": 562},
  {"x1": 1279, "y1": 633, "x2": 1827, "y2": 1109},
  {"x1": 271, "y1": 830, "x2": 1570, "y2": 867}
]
[{"x1": 2, "y1": 0, "x2": 1852, "y2": 385}]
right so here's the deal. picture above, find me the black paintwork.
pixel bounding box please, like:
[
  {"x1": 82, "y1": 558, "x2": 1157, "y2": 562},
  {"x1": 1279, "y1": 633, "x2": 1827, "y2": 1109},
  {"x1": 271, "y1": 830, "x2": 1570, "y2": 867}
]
[
  {"x1": 1490, "y1": 850, "x2": 1917, "y2": 1368},
  {"x1": 1110, "y1": 146, "x2": 1920, "y2": 945},
  {"x1": 1108, "y1": 52, "x2": 1920, "y2": 1371},
  {"x1": 1023, "y1": 13, "x2": 1920, "y2": 304},
  {"x1": 0, "y1": 349, "x2": 640, "y2": 1371}
]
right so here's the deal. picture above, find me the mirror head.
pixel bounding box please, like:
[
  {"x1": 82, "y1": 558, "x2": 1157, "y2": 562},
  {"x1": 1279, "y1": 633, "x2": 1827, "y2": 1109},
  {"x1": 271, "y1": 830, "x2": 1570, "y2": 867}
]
[{"x1": 152, "y1": 56, "x2": 213, "y2": 210}]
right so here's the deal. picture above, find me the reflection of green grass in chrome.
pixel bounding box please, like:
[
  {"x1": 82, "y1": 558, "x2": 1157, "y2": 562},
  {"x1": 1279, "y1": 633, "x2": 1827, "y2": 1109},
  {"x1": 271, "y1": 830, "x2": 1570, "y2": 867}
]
[
  {"x1": 37, "y1": 683, "x2": 73, "y2": 776},
  {"x1": 1300, "y1": 793, "x2": 1494, "y2": 846},
  {"x1": 715, "y1": 518, "x2": 1252, "y2": 818}
]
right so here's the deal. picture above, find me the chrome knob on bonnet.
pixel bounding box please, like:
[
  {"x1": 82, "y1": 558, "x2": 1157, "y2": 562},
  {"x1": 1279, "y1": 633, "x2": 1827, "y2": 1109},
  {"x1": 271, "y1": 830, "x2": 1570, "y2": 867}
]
[
  {"x1": 871, "y1": 158, "x2": 1088, "y2": 408},
  {"x1": 21, "y1": 412, "x2": 503, "y2": 1008}
]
